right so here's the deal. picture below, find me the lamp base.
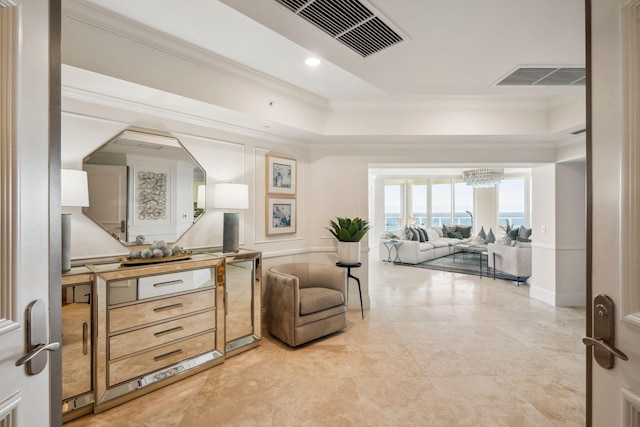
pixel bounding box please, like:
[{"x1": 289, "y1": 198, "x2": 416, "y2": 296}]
[
  {"x1": 62, "y1": 213, "x2": 71, "y2": 272},
  {"x1": 222, "y1": 212, "x2": 240, "y2": 253}
]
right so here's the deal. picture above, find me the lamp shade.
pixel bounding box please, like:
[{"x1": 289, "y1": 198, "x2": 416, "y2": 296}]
[
  {"x1": 212, "y1": 183, "x2": 248, "y2": 210},
  {"x1": 61, "y1": 169, "x2": 89, "y2": 207}
]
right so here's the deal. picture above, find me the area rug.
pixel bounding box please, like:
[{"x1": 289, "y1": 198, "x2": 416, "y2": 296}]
[{"x1": 395, "y1": 253, "x2": 521, "y2": 282}]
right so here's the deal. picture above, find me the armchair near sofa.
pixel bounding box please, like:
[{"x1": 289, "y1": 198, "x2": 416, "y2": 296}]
[
  {"x1": 487, "y1": 242, "x2": 532, "y2": 284},
  {"x1": 266, "y1": 263, "x2": 348, "y2": 347}
]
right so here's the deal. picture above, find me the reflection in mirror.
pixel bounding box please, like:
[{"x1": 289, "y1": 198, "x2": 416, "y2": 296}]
[
  {"x1": 83, "y1": 129, "x2": 205, "y2": 246},
  {"x1": 226, "y1": 260, "x2": 254, "y2": 345}
]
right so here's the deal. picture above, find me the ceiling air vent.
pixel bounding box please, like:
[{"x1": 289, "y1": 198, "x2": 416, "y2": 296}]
[
  {"x1": 274, "y1": 0, "x2": 404, "y2": 57},
  {"x1": 497, "y1": 67, "x2": 586, "y2": 86}
]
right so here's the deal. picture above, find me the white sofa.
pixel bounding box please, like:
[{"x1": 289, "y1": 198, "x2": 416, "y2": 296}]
[
  {"x1": 379, "y1": 226, "x2": 479, "y2": 264},
  {"x1": 487, "y1": 242, "x2": 532, "y2": 284}
]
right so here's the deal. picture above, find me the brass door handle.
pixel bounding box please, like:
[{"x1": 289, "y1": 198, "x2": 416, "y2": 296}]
[{"x1": 582, "y1": 337, "x2": 628, "y2": 361}]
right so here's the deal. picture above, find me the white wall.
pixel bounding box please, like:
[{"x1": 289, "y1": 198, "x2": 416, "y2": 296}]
[
  {"x1": 531, "y1": 164, "x2": 557, "y2": 304},
  {"x1": 530, "y1": 161, "x2": 586, "y2": 306}
]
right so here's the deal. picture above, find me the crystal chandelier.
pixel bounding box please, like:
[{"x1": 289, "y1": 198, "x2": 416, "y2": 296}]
[{"x1": 462, "y1": 168, "x2": 504, "y2": 188}]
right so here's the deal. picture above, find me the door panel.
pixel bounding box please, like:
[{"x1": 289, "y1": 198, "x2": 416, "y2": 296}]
[
  {"x1": 0, "y1": 1, "x2": 55, "y2": 426},
  {"x1": 590, "y1": 0, "x2": 640, "y2": 425}
]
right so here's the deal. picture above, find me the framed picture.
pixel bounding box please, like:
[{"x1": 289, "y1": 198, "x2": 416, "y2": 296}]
[
  {"x1": 266, "y1": 154, "x2": 296, "y2": 195},
  {"x1": 266, "y1": 196, "x2": 297, "y2": 235},
  {"x1": 132, "y1": 166, "x2": 171, "y2": 225}
]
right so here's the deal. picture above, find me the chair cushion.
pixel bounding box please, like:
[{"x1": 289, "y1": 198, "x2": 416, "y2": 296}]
[{"x1": 299, "y1": 287, "x2": 344, "y2": 315}]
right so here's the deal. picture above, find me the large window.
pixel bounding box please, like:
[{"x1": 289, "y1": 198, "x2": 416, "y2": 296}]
[
  {"x1": 498, "y1": 177, "x2": 526, "y2": 227},
  {"x1": 410, "y1": 179, "x2": 427, "y2": 227},
  {"x1": 454, "y1": 180, "x2": 473, "y2": 225},
  {"x1": 384, "y1": 180, "x2": 404, "y2": 230},
  {"x1": 431, "y1": 179, "x2": 452, "y2": 226},
  {"x1": 383, "y1": 177, "x2": 474, "y2": 230}
]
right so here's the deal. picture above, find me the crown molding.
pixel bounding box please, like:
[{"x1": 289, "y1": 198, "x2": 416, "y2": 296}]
[
  {"x1": 329, "y1": 96, "x2": 553, "y2": 112},
  {"x1": 62, "y1": 0, "x2": 330, "y2": 112},
  {"x1": 61, "y1": 84, "x2": 311, "y2": 147}
]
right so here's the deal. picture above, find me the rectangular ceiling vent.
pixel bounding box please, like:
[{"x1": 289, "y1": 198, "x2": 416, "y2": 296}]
[
  {"x1": 497, "y1": 67, "x2": 586, "y2": 86},
  {"x1": 274, "y1": 0, "x2": 404, "y2": 57}
]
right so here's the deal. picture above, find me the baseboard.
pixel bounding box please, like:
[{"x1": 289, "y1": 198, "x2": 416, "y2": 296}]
[
  {"x1": 555, "y1": 291, "x2": 587, "y2": 307},
  {"x1": 530, "y1": 285, "x2": 556, "y2": 306}
]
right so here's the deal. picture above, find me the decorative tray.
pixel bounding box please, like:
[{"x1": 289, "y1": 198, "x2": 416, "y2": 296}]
[{"x1": 120, "y1": 251, "x2": 193, "y2": 266}]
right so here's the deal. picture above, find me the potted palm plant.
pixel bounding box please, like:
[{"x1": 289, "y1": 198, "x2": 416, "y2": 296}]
[{"x1": 326, "y1": 217, "x2": 371, "y2": 265}]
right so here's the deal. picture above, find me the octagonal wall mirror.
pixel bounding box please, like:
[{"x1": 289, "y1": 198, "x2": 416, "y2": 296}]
[{"x1": 83, "y1": 129, "x2": 206, "y2": 246}]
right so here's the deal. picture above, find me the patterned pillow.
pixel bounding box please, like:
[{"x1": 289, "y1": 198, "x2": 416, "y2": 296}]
[
  {"x1": 416, "y1": 228, "x2": 427, "y2": 242},
  {"x1": 404, "y1": 226, "x2": 413, "y2": 240}
]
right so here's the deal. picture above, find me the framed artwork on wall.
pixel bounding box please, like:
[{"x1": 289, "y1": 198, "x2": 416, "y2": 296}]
[
  {"x1": 266, "y1": 196, "x2": 297, "y2": 235},
  {"x1": 266, "y1": 154, "x2": 296, "y2": 195}
]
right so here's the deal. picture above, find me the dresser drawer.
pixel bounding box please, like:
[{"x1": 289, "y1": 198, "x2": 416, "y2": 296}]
[
  {"x1": 108, "y1": 332, "x2": 215, "y2": 387},
  {"x1": 138, "y1": 269, "x2": 214, "y2": 300},
  {"x1": 109, "y1": 289, "x2": 215, "y2": 333},
  {"x1": 109, "y1": 309, "x2": 216, "y2": 360}
]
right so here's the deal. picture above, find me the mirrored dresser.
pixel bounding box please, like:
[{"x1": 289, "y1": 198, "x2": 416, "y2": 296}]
[{"x1": 61, "y1": 249, "x2": 261, "y2": 423}]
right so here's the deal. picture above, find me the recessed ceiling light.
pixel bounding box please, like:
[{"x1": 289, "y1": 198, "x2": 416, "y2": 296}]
[{"x1": 305, "y1": 57, "x2": 321, "y2": 67}]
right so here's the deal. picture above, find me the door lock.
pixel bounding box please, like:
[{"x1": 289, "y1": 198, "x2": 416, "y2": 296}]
[{"x1": 582, "y1": 294, "x2": 628, "y2": 369}]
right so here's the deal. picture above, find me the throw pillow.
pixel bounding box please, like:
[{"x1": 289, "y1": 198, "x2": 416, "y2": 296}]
[
  {"x1": 433, "y1": 226, "x2": 444, "y2": 237},
  {"x1": 457, "y1": 225, "x2": 472, "y2": 238},
  {"x1": 518, "y1": 227, "x2": 532, "y2": 239},
  {"x1": 426, "y1": 228, "x2": 440, "y2": 241},
  {"x1": 478, "y1": 226, "x2": 487, "y2": 240},
  {"x1": 448, "y1": 231, "x2": 464, "y2": 239},
  {"x1": 443, "y1": 224, "x2": 457, "y2": 235},
  {"x1": 403, "y1": 226, "x2": 412, "y2": 240},
  {"x1": 516, "y1": 236, "x2": 531, "y2": 243},
  {"x1": 507, "y1": 227, "x2": 520, "y2": 240},
  {"x1": 516, "y1": 240, "x2": 532, "y2": 248},
  {"x1": 485, "y1": 228, "x2": 496, "y2": 243},
  {"x1": 417, "y1": 228, "x2": 428, "y2": 242},
  {"x1": 500, "y1": 236, "x2": 512, "y2": 246},
  {"x1": 381, "y1": 231, "x2": 396, "y2": 240},
  {"x1": 409, "y1": 227, "x2": 419, "y2": 241}
]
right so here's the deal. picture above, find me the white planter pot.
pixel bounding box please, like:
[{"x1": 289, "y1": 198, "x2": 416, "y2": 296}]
[{"x1": 337, "y1": 241, "x2": 361, "y2": 265}]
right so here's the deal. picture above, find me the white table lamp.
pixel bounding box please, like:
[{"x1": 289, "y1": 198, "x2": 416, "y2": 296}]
[
  {"x1": 61, "y1": 169, "x2": 89, "y2": 272},
  {"x1": 212, "y1": 183, "x2": 248, "y2": 252}
]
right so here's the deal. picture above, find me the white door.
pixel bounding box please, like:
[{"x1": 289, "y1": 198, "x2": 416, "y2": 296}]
[
  {"x1": 590, "y1": 0, "x2": 640, "y2": 425},
  {"x1": 0, "y1": 1, "x2": 56, "y2": 426}
]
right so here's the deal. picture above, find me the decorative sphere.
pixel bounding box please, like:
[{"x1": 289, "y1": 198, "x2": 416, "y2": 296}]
[
  {"x1": 172, "y1": 246, "x2": 184, "y2": 255},
  {"x1": 141, "y1": 249, "x2": 152, "y2": 259},
  {"x1": 128, "y1": 249, "x2": 141, "y2": 259},
  {"x1": 156, "y1": 240, "x2": 168, "y2": 249},
  {"x1": 162, "y1": 247, "x2": 173, "y2": 257},
  {"x1": 152, "y1": 249, "x2": 164, "y2": 258}
]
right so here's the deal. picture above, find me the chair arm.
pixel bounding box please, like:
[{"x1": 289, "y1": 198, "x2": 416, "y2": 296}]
[{"x1": 267, "y1": 270, "x2": 299, "y2": 317}]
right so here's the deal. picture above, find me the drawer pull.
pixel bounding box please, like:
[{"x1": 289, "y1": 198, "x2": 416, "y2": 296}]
[
  {"x1": 82, "y1": 322, "x2": 89, "y2": 355},
  {"x1": 153, "y1": 349, "x2": 183, "y2": 361},
  {"x1": 153, "y1": 303, "x2": 183, "y2": 313},
  {"x1": 154, "y1": 326, "x2": 184, "y2": 337},
  {"x1": 153, "y1": 279, "x2": 184, "y2": 288}
]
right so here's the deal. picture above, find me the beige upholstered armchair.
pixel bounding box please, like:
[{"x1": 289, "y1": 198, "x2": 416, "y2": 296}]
[
  {"x1": 487, "y1": 242, "x2": 532, "y2": 285},
  {"x1": 266, "y1": 263, "x2": 348, "y2": 347}
]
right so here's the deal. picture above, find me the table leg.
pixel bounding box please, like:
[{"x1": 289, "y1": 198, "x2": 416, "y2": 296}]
[{"x1": 347, "y1": 268, "x2": 364, "y2": 319}]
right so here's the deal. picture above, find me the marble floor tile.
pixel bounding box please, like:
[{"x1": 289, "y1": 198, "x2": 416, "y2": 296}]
[{"x1": 66, "y1": 254, "x2": 586, "y2": 427}]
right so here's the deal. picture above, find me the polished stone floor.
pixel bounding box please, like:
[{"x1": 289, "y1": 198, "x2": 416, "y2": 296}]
[{"x1": 67, "y1": 255, "x2": 586, "y2": 426}]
